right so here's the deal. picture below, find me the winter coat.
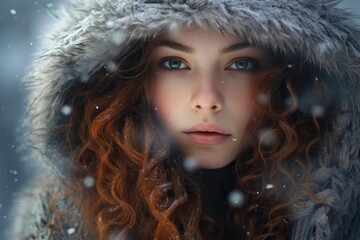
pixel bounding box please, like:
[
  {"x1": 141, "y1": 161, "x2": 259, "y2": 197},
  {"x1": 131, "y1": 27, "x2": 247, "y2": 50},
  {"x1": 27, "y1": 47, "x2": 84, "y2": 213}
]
[{"x1": 8, "y1": 0, "x2": 360, "y2": 239}]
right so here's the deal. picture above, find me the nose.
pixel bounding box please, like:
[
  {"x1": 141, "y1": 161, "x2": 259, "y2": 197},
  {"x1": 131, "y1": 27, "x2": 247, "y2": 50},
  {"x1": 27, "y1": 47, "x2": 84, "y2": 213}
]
[{"x1": 191, "y1": 72, "x2": 223, "y2": 112}]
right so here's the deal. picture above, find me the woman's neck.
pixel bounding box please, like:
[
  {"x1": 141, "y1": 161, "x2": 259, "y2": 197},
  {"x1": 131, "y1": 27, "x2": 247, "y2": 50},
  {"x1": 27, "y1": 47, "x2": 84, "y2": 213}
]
[{"x1": 195, "y1": 160, "x2": 236, "y2": 225}]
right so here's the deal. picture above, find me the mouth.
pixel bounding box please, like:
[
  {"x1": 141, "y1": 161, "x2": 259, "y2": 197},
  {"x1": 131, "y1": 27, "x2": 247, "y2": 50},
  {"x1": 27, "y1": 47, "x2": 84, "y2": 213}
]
[{"x1": 184, "y1": 124, "x2": 231, "y2": 145}]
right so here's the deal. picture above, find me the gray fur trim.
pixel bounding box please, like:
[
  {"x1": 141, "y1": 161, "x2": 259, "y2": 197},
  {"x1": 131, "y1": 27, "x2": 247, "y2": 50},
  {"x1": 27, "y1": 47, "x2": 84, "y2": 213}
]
[{"x1": 8, "y1": 172, "x2": 87, "y2": 239}]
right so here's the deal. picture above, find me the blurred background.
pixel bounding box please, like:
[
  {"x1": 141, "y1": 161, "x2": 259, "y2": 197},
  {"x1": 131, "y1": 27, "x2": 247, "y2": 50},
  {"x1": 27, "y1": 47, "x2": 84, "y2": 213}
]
[
  {"x1": 0, "y1": 0, "x2": 60, "y2": 237},
  {"x1": 0, "y1": 0, "x2": 359, "y2": 238}
]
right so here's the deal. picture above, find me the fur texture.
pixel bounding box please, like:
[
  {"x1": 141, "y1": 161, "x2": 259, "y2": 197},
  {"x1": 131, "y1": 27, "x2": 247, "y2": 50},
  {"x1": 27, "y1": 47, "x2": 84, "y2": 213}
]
[{"x1": 9, "y1": 0, "x2": 360, "y2": 239}]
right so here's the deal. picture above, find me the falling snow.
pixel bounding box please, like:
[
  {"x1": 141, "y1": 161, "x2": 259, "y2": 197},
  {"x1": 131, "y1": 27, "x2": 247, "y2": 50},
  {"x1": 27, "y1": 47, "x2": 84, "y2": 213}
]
[
  {"x1": 106, "y1": 62, "x2": 118, "y2": 72},
  {"x1": 106, "y1": 20, "x2": 115, "y2": 28},
  {"x1": 168, "y1": 22, "x2": 180, "y2": 32},
  {"x1": 183, "y1": 157, "x2": 198, "y2": 172},
  {"x1": 228, "y1": 190, "x2": 245, "y2": 207},
  {"x1": 83, "y1": 176, "x2": 95, "y2": 188},
  {"x1": 67, "y1": 227, "x2": 76, "y2": 235},
  {"x1": 111, "y1": 31, "x2": 126, "y2": 45},
  {"x1": 1, "y1": 1, "x2": 359, "y2": 239},
  {"x1": 311, "y1": 105, "x2": 325, "y2": 118},
  {"x1": 61, "y1": 105, "x2": 72, "y2": 115},
  {"x1": 258, "y1": 129, "x2": 275, "y2": 146}
]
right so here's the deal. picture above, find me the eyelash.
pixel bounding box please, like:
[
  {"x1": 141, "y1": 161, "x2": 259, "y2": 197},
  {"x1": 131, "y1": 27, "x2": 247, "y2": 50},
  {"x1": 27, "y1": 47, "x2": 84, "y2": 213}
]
[
  {"x1": 160, "y1": 57, "x2": 189, "y2": 70},
  {"x1": 159, "y1": 57, "x2": 258, "y2": 71},
  {"x1": 226, "y1": 58, "x2": 258, "y2": 71}
]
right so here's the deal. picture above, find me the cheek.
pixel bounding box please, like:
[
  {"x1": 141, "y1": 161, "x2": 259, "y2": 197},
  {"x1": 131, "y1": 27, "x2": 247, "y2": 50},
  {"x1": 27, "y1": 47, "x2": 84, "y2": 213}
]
[
  {"x1": 230, "y1": 87, "x2": 257, "y2": 116},
  {"x1": 227, "y1": 86, "x2": 258, "y2": 134},
  {"x1": 150, "y1": 81, "x2": 181, "y2": 128}
]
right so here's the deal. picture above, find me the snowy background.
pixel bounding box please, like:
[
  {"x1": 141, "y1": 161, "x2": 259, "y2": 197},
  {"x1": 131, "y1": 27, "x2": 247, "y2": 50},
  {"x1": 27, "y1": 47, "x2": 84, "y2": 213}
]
[{"x1": 0, "y1": 0, "x2": 359, "y2": 238}]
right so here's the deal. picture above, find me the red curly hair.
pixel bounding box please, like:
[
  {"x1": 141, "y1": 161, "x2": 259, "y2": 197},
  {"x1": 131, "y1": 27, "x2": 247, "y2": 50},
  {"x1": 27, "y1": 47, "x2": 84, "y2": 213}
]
[{"x1": 57, "y1": 37, "x2": 332, "y2": 239}]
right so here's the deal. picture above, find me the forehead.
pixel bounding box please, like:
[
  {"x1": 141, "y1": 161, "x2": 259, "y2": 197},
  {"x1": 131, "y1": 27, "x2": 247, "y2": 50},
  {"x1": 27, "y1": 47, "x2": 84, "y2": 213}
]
[
  {"x1": 153, "y1": 25, "x2": 270, "y2": 61},
  {"x1": 158, "y1": 25, "x2": 243, "y2": 46}
]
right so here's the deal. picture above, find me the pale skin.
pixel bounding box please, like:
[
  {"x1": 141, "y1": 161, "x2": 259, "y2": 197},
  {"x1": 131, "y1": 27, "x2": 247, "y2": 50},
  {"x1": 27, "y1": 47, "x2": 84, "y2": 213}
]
[{"x1": 150, "y1": 26, "x2": 269, "y2": 169}]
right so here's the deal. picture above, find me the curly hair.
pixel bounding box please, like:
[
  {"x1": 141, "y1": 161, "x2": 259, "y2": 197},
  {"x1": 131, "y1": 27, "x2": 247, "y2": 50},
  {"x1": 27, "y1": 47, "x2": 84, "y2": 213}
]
[
  {"x1": 233, "y1": 59, "x2": 332, "y2": 239},
  {"x1": 57, "y1": 36, "x2": 333, "y2": 239}
]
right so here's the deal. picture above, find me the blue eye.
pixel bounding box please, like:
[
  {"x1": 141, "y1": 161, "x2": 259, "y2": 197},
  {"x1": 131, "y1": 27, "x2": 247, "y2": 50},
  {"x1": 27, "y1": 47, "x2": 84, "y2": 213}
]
[
  {"x1": 228, "y1": 59, "x2": 256, "y2": 71},
  {"x1": 161, "y1": 58, "x2": 188, "y2": 70}
]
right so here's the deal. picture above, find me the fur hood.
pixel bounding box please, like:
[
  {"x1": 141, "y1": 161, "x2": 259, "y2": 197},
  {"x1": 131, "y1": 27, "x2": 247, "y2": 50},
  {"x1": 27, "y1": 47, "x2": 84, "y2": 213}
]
[{"x1": 13, "y1": 0, "x2": 360, "y2": 239}]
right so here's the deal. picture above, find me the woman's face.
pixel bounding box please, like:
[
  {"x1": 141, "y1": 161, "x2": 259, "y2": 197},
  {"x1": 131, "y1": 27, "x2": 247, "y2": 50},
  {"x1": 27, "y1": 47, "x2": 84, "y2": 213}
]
[{"x1": 150, "y1": 26, "x2": 269, "y2": 169}]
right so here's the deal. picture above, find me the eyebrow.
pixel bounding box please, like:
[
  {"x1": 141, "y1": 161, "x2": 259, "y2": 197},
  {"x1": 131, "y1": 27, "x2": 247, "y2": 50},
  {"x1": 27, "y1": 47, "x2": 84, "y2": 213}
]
[
  {"x1": 156, "y1": 40, "x2": 194, "y2": 53},
  {"x1": 221, "y1": 42, "x2": 251, "y2": 54},
  {"x1": 156, "y1": 39, "x2": 251, "y2": 54}
]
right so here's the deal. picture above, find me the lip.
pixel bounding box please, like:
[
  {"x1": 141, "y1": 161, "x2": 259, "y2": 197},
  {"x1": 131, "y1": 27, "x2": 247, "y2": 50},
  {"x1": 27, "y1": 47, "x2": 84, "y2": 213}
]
[{"x1": 184, "y1": 123, "x2": 231, "y2": 145}]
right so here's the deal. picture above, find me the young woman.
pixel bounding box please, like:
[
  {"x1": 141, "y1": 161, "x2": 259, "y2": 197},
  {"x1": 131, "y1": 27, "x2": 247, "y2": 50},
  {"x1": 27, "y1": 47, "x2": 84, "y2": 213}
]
[{"x1": 9, "y1": 0, "x2": 360, "y2": 239}]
